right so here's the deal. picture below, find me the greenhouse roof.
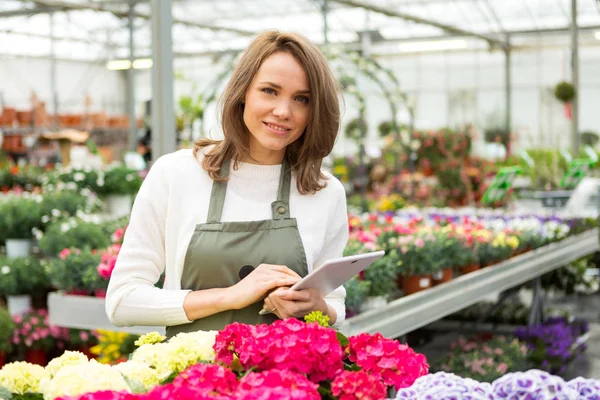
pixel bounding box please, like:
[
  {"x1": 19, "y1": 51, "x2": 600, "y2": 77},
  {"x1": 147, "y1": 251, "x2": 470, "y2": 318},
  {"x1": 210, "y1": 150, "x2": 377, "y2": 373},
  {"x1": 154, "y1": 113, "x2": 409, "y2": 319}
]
[{"x1": 1, "y1": 0, "x2": 599, "y2": 61}]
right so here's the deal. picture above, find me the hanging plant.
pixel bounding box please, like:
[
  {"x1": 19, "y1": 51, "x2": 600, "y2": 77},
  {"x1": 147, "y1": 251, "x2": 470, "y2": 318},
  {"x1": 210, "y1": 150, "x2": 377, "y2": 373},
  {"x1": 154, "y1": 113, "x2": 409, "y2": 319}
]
[
  {"x1": 378, "y1": 121, "x2": 394, "y2": 138},
  {"x1": 345, "y1": 118, "x2": 367, "y2": 143},
  {"x1": 554, "y1": 81, "x2": 576, "y2": 103}
]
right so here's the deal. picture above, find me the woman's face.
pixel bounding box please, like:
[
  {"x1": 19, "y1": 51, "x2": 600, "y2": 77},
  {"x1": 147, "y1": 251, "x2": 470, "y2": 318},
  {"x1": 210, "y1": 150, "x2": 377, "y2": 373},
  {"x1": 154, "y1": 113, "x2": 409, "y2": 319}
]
[{"x1": 243, "y1": 51, "x2": 310, "y2": 165}]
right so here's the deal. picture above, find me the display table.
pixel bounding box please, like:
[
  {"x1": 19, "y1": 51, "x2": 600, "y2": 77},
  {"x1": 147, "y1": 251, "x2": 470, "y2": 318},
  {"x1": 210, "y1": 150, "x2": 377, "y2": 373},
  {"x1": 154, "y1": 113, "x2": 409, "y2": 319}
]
[
  {"x1": 48, "y1": 292, "x2": 165, "y2": 335},
  {"x1": 48, "y1": 229, "x2": 598, "y2": 338},
  {"x1": 339, "y1": 228, "x2": 599, "y2": 337}
]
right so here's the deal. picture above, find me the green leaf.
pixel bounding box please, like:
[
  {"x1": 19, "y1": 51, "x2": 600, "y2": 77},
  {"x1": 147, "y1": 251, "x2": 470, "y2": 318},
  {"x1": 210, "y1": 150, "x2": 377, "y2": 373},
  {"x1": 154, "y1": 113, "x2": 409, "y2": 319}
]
[
  {"x1": 122, "y1": 375, "x2": 147, "y2": 394},
  {"x1": 0, "y1": 387, "x2": 12, "y2": 400},
  {"x1": 336, "y1": 331, "x2": 349, "y2": 348}
]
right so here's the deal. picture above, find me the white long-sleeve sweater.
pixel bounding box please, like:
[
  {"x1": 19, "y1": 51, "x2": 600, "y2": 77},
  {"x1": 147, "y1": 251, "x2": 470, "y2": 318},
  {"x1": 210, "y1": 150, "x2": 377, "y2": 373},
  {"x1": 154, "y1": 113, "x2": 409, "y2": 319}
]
[{"x1": 105, "y1": 148, "x2": 349, "y2": 329}]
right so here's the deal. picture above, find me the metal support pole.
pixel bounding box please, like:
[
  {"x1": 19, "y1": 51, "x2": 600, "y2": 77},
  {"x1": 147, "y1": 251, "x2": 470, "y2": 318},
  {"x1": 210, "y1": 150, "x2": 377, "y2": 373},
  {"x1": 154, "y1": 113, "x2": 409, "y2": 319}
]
[
  {"x1": 49, "y1": 12, "x2": 59, "y2": 123},
  {"x1": 570, "y1": 0, "x2": 580, "y2": 155},
  {"x1": 322, "y1": 0, "x2": 329, "y2": 45},
  {"x1": 528, "y1": 277, "x2": 545, "y2": 326},
  {"x1": 127, "y1": 1, "x2": 137, "y2": 151},
  {"x1": 151, "y1": 0, "x2": 176, "y2": 161},
  {"x1": 504, "y1": 41, "x2": 512, "y2": 149}
]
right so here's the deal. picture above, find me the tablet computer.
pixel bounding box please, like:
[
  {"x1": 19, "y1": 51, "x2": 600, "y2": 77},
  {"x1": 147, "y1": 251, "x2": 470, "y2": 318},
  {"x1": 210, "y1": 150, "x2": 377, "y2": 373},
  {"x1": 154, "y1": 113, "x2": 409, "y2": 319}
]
[
  {"x1": 258, "y1": 250, "x2": 385, "y2": 315},
  {"x1": 291, "y1": 250, "x2": 385, "y2": 296}
]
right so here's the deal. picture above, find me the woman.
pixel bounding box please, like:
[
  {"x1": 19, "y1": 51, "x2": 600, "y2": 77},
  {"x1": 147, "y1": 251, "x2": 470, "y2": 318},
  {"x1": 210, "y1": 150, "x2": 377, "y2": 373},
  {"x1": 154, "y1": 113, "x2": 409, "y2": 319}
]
[{"x1": 106, "y1": 31, "x2": 349, "y2": 336}]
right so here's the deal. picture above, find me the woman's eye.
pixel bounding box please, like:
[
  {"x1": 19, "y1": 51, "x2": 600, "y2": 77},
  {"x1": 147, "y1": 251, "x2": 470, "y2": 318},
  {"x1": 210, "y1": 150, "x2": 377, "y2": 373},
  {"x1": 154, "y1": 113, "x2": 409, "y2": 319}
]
[
  {"x1": 295, "y1": 96, "x2": 309, "y2": 104},
  {"x1": 262, "y1": 88, "x2": 276, "y2": 95}
]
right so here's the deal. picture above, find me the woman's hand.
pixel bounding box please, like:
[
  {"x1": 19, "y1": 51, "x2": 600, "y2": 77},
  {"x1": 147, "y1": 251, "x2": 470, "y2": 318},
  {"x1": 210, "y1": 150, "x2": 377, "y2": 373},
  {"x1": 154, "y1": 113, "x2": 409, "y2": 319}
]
[
  {"x1": 263, "y1": 287, "x2": 334, "y2": 323},
  {"x1": 228, "y1": 264, "x2": 301, "y2": 310}
]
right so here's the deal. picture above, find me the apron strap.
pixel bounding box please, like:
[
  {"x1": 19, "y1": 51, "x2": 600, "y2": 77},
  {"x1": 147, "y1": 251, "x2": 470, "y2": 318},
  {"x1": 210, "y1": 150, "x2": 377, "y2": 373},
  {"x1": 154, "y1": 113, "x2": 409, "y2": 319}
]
[
  {"x1": 207, "y1": 158, "x2": 292, "y2": 223},
  {"x1": 272, "y1": 158, "x2": 292, "y2": 220},
  {"x1": 206, "y1": 160, "x2": 230, "y2": 223}
]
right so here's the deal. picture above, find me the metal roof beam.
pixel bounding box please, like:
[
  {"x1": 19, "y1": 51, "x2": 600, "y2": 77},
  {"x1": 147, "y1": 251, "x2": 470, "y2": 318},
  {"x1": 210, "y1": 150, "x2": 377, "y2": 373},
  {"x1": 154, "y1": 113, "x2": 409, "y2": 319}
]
[
  {"x1": 0, "y1": 6, "x2": 62, "y2": 17},
  {"x1": 330, "y1": 0, "x2": 508, "y2": 48},
  {"x1": 25, "y1": 0, "x2": 256, "y2": 36}
]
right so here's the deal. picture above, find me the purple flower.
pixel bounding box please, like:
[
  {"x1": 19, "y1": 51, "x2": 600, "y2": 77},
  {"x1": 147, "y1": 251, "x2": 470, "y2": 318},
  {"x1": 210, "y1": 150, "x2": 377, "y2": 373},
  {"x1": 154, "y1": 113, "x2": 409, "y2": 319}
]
[
  {"x1": 492, "y1": 370, "x2": 578, "y2": 399},
  {"x1": 395, "y1": 372, "x2": 493, "y2": 400},
  {"x1": 568, "y1": 377, "x2": 600, "y2": 399}
]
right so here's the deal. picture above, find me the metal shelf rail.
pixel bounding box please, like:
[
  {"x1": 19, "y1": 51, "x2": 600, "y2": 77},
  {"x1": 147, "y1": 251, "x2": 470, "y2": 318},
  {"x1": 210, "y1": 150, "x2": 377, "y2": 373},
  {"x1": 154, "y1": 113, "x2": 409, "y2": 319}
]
[{"x1": 339, "y1": 228, "x2": 599, "y2": 338}]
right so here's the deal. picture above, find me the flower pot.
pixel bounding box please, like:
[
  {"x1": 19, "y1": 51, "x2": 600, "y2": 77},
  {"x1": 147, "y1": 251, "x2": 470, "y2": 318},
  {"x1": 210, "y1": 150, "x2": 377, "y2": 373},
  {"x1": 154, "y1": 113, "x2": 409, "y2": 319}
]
[
  {"x1": 0, "y1": 352, "x2": 6, "y2": 369},
  {"x1": 459, "y1": 264, "x2": 480, "y2": 275},
  {"x1": 432, "y1": 268, "x2": 453, "y2": 285},
  {"x1": 7, "y1": 294, "x2": 31, "y2": 317},
  {"x1": 402, "y1": 275, "x2": 432, "y2": 296},
  {"x1": 104, "y1": 194, "x2": 132, "y2": 218},
  {"x1": 359, "y1": 295, "x2": 388, "y2": 313},
  {"x1": 5, "y1": 238, "x2": 33, "y2": 259},
  {"x1": 25, "y1": 348, "x2": 47, "y2": 366}
]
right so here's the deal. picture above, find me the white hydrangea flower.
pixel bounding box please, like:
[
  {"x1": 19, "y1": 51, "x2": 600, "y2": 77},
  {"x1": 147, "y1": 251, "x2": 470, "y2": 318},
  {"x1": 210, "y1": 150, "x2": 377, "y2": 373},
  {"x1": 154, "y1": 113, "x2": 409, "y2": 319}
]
[{"x1": 1, "y1": 266, "x2": 10, "y2": 275}]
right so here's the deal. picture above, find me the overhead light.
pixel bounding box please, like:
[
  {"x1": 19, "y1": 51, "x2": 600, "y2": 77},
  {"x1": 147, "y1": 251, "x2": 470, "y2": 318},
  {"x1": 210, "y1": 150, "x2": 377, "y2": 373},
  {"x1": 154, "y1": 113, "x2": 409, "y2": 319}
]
[
  {"x1": 132, "y1": 58, "x2": 153, "y2": 69},
  {"x1": 397, "y1": 39, "x2": 468, "y2": 53},
  {"x1": 106, "y1": 58, "x2": 153, "y2": 70},
  {"x1": 594, "y1": 31, "x2": 600, "y2": 40},
  {"x1": 106, "y1": 59, "x2": 131, "y2": 70}
]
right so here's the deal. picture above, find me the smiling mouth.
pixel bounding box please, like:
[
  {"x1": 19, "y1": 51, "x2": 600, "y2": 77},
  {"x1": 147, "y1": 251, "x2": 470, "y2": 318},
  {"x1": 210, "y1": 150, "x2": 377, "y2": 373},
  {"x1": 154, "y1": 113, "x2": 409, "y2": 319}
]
[{"x1": 264, "y1": 122, "x2": 291, "y2": 132}]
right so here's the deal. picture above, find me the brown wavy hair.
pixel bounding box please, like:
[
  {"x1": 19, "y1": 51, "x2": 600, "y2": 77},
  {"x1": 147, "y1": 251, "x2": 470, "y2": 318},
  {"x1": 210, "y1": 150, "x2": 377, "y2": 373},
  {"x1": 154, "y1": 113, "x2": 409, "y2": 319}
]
[{"x1": 193, "y1": 30, "x2": 341, "y2": 194}]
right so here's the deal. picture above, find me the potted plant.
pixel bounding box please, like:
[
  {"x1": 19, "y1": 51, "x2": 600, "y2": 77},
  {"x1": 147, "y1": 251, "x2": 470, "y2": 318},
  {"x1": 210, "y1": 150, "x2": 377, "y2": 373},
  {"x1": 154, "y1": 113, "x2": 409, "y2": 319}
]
[
  {"x1": 12, "y1": 308, "x2": 66, "y2": 366},
  {"x1": 94, "y1": 165, "x2": 143, "y2": 218},
  {"x1": 0, "y1": 307, "x2": 15, "y2": 367},
  {"x1": 344, "y1": 276, "x2": 371, "y2": 317},
  {"x1": 43, "y1": 247, "x2": 103, "y2": 296},
  {"x1": 0, "y1": 194, "x2": 44, "y2": 257},
  {"x1": 360, "y1": 254, "x2": 397, "y2": 312},
  {"x1": 39, "y1": 188, "x2": 101, "y2": 225},
  {"x1": 0, "y1": 255, "x2": 47, "y2": 316},
  {"x1": 38, "y1": 218, "x2": 111, "y2": 257},
  {"x1": 434, "y1": 335, "x2": 528, "y2": 382},
  {"x1": 394, "y1": 234, "x2": 435, "y2": 295},
  {"x1": 428, "y1": 229, "x2": 456, "y2": 285}
]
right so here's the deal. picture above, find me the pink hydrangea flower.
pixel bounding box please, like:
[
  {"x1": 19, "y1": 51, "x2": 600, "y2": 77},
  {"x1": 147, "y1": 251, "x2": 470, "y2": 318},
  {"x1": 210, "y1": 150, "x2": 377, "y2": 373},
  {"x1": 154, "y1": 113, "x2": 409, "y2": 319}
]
[
  {"x1": 346, "y1": 332, "x2": 429, "y2": 390},
  {"x1": 331, "y1": 370, "x2": 387, "y2": 400},
  {"x1": 173, "y1": 364, "x2": 238, "y2": 396},
  {"x1": 141, "y1": 383, "x2": 218, "y2": 400},
  {"x1": 214, "y1": 319, "x2": 343, "y2": 383},
  {"x1": 56, "y1": 391, "x2": 137, "y2": 400},
  {"x1": 235, "y1": 369, "x2": 320, "y2": 400}
]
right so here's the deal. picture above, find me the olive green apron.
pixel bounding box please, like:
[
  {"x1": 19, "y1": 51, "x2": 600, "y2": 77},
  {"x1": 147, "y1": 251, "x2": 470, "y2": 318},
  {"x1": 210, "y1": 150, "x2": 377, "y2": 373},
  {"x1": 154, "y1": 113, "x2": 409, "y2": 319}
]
[{"x1": 166, "y1": 159, "x2": 308, "y2": 337}]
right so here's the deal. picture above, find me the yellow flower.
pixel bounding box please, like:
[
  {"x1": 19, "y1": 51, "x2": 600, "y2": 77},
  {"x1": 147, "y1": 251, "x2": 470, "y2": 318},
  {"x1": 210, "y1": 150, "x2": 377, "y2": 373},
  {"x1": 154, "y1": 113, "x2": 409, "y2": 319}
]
[
  {"x1": 304, "y1": 311, "x2": 330, "y2": 327},
  {"x1": 42, "y1": 360, "x2": 130, "y2": 400},
  {"x1": 45, "y1": 351, "x2": 89, "y2": 379},
  {"x1": 132, "y1": 330, "x2": 218, "y2": 377},
  {"x1": 135, "y1": 332, "x2": 166, "y2": 347},
  {"x1": 0, "y1": 362, "x2": 47, "y2": 394},
  {"x1": 114, "y1": 361, "x2": 161, "y2": 391},
  {"x1": 507, "y1": 236, "x2": 520, "y2": 249}
]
